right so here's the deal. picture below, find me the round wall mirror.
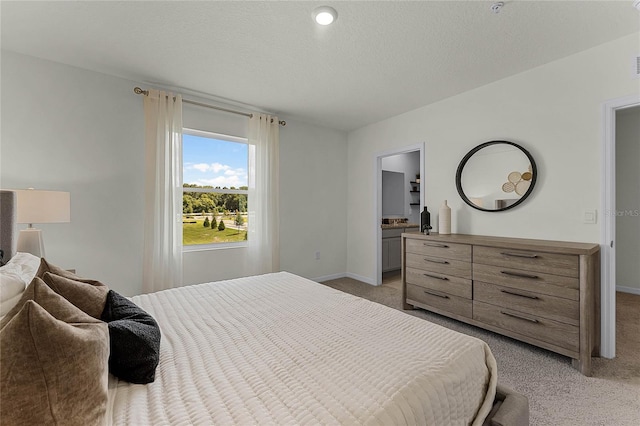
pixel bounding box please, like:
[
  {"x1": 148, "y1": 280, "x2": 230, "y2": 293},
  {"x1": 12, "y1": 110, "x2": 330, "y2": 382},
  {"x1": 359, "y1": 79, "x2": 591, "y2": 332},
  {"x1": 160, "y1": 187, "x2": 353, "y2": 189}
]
[{"x1": 456, "y1": 141, "x2": 537, "y2": 212}]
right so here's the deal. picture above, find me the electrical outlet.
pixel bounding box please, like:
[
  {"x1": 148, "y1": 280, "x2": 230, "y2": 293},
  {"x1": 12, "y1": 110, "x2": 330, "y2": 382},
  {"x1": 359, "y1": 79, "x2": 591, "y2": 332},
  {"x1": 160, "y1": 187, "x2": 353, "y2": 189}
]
[{"x1": 315, "y1": 251, "x2": 321, "y2": 260}]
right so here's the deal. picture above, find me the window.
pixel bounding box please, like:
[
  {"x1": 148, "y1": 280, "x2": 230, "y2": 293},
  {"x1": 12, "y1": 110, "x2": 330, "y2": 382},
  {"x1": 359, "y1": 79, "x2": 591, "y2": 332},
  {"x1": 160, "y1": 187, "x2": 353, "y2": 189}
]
[{"x1": 182, "y1": 129, "x2": 248, "y2": 248}]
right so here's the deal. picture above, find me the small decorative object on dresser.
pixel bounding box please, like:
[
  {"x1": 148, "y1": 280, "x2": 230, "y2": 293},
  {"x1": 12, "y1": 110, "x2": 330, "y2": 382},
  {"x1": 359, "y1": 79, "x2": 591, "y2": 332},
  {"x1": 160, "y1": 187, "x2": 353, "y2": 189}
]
[
  {"x1": 420, "y1": 206, "x2": 432, "y2": 234},
  {"x1": 438, "y1": 200, "x2": 451, "y2": 234},
  {"x1": 401, "y1": 232, "x2": 600, "y2": 376}
]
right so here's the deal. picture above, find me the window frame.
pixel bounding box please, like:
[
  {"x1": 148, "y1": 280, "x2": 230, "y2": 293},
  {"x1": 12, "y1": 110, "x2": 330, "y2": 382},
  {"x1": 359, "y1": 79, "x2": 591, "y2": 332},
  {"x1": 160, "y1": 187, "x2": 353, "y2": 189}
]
[{"x1": 182, "y1": 128, "x2": 249, "y2": 252}]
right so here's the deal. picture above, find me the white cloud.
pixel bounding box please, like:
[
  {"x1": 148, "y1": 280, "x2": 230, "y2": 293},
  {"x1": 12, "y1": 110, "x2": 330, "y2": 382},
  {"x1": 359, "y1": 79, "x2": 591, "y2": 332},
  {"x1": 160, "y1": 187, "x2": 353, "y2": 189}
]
[
  {"x1": 224, "y1": 168, "x2": 246, "y2": 177},
  {"x1": 184, "y1": 163, "x2": 247, "y2": 188},
  {"x1": 188, "y1": 163, "x2": 230, "y2": 173}
]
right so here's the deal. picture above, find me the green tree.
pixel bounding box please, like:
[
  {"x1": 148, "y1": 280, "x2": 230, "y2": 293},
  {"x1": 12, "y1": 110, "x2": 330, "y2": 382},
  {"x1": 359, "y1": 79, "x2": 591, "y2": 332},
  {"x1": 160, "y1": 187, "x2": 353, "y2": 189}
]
[
  {"x1": 235, "y1": 212, "x2": 244, "y2": 227},
  {"x1": 218, "y1": 220, "x2": 226, "y2": 231},
  {"x1": 183, "y1": 193, "x2": 197, "y2": 214},
  {"x1": 203, "y1": 216, "x2": 210, "y2": 227},
  {"x1": 199, "y1": 194, "x2": 215, "y2": 213},
  {"x1": 211, "y1": 216, "x2": 217, "y2": 229}
]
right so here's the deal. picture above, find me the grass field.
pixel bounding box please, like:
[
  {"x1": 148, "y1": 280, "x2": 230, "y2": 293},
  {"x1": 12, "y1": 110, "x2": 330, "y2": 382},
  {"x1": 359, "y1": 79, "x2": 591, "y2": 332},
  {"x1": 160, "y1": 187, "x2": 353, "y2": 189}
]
[{"x1": 183, "y1": 219, "x2": 247, "y2": 245}]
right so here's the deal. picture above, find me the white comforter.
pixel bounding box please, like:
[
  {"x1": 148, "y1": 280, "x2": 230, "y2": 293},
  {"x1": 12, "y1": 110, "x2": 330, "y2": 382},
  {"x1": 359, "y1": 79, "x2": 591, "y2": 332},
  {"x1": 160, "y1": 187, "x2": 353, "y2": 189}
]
[{"x1": 108, "y1": 272, "x2": 497, "y2": 425}]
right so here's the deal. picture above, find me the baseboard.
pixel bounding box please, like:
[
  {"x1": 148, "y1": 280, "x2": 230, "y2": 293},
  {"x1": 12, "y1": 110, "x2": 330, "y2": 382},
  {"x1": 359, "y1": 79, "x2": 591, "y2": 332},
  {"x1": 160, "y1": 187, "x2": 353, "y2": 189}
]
[
  {"x1": 616, "y1": 285, "x2": 640, "y2": 295},
  {"x1": 312, "y1": 273, "x2": 346, "y2": 283},
  {"x1": 345, "y1": 272, "x2": 378, "y2": 286},
  {"x1": 312, "y1": 271, "x2": 378, "y2": 286}
]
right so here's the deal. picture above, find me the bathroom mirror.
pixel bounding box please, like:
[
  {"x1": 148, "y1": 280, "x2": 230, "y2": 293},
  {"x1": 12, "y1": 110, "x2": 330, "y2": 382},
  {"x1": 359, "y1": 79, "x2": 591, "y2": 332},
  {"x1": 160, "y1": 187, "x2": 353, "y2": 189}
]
[{"x1": 456, "y1": 140, "x2": 537, "y2": 212}]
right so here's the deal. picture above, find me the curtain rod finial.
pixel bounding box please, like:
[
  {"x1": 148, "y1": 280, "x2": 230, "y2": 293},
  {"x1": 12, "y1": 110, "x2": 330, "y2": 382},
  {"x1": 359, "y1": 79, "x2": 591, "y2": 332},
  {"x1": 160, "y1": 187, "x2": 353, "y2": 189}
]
[{"x1": 134, "y1": 87, "x2": 148, "y2": 95}]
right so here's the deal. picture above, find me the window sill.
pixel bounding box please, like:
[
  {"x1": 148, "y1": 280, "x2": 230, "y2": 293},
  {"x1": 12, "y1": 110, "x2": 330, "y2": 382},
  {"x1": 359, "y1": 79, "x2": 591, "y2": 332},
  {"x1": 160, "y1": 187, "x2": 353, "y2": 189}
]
[{"x1": 182, "y1": 242, "x2": 247, "y2": 253}]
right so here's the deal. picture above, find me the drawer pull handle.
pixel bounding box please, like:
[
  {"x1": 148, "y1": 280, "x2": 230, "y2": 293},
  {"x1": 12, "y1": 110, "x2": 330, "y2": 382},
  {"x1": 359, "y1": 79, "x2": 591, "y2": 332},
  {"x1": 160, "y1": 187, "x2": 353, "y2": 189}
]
[
  {"x1": 500, "y1": 289, "x2": 539, "y2": 300},
  {"x1": 500, "y1": 270, "x2": 539, "y2": 279},
  {"x1": 423, "y1": 273, "x2": 449, "y2": 281},
  {"x1": 423, "y1": 243, "x2": 449, "y2": 248},
  {"x1": 424, "y1": 258, "x2": 450, "y2": 265},
  {"x1": 500, "y1": 310, "x2": 540, "y2": 324},
  {"x1": 501, "y1": 252, "x2": 539, "y2": 259},
  {"x1": 423, "y1": 290, "x2": 449, "y2": 299}
]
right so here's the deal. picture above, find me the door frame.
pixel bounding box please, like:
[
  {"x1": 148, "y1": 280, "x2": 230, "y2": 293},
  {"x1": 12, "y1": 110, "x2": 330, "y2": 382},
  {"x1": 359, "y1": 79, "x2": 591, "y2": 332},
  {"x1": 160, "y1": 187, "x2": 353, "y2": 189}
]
[
  {"x1": 601, "y1": 94, "x2": 640, "y2": 358},
  {"x1": 375, "y1": 143, "x2": 424, "y2": 285}
]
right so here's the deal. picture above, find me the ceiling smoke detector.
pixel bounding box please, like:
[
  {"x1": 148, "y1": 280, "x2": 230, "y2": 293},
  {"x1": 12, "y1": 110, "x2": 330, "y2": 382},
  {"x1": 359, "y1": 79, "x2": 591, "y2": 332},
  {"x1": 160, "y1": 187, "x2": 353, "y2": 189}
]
[{"x1": 490, "y1": 2, "x2": 504, "y2": 14}]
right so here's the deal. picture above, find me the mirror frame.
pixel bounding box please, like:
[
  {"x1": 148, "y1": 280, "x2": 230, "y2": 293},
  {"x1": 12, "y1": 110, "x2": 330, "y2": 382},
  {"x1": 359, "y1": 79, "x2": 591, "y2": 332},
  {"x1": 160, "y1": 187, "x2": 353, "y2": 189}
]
[{"x1": 455, "y1": 140, "x2": 538, "y2": 212}]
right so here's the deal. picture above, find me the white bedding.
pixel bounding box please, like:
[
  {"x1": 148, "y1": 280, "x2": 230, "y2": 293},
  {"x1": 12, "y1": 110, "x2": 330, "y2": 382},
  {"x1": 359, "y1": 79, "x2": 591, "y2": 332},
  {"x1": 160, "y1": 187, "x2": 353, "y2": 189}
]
[{"x1": 108, "y1": 272, "x2": 497, "y2": 425}]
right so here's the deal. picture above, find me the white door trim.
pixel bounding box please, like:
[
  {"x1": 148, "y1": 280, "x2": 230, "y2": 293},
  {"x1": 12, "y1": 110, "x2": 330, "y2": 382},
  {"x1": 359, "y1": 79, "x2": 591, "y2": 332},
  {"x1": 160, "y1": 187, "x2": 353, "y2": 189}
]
[
  {"x1": 601, "y1": 94, "x2": 640, "y2": 358},
  {"x1": 375, "y1": 143, "x2": 425, "y2": 285}
]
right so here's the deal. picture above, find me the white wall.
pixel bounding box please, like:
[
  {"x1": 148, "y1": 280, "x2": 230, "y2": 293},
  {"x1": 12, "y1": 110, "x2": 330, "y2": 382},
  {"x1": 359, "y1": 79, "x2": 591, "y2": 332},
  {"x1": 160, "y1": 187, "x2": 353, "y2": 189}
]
[
  {"x1": 1, "y1": 51, "x2": 145, "y2": 296},
  {"x1": 278, "y1": 120, "x2": 348, "y2": 281},
  {"x1": 347, "y1": 33, "x2": 640, "y2": 283},
  {"x1": 1, "y1": 51, "x2": 348, "y2": 295},
  {"x1": 615, "y1": 106, "x2": 640, "y2": 294}
]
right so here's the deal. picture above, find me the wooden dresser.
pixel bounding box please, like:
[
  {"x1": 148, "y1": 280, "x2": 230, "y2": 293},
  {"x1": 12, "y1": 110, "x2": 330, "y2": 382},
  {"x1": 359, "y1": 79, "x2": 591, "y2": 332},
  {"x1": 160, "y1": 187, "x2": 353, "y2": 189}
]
[{"x1": 402, "y1": 232, "x2": 600, "y2": 376}]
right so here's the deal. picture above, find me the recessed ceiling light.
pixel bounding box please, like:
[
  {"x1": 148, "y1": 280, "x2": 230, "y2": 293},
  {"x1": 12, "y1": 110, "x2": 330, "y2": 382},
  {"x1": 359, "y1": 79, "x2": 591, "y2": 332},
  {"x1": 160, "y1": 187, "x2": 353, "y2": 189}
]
[{"x1": 313, "y1": 6, "x2": 337, "y2": 25}]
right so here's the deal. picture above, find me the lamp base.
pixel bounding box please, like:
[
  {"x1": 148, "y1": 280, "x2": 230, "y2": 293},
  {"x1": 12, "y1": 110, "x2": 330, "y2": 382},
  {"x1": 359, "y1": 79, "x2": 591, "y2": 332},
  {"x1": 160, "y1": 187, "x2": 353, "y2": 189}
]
[{"x1": 17, "y1": 228, "x2": 45, "y2": 258}]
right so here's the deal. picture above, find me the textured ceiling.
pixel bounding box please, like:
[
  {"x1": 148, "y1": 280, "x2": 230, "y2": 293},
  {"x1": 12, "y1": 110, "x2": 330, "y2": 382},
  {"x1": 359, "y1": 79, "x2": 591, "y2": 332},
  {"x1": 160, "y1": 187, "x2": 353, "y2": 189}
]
[{"x1": 1, "y1": 1, "x2": 639, "y2": 131}]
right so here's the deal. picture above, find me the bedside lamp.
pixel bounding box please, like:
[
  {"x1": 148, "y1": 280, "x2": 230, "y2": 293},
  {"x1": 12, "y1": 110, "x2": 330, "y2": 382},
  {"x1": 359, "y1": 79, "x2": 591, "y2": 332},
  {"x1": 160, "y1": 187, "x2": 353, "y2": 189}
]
[{"x1": 16, "y1": 189, "x2": 70, "y2": 257}]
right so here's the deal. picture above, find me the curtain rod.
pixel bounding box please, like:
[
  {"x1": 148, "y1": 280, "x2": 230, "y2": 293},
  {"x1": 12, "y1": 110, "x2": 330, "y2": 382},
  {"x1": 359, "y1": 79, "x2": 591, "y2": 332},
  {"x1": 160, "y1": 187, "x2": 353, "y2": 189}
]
[{"x1": 133, "y1": 87, "x2": 286, "y2": 126}]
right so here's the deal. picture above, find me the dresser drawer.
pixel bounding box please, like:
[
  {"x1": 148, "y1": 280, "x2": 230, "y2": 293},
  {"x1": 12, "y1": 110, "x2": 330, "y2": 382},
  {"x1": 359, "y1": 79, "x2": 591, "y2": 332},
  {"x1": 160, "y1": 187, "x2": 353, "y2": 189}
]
[
  {"x1": 473, "y1": 263, "x2": 579, "y2": 300},
  {"x1": 406, "y1": 252, "x2": 472, "y2": 279},
  {"x1": 406, "y1": 267, "x2": 472, "y2": 299},
  {"x1": 473, "y1": 301, "x2": 579, "y2": 352},
  {"x1": 405, "y1": 238, "x2": 471, "y2": 261},
  {"x1": 407, "y1": 284, "x2": 472, "y2": 318},
  {"x1": 473, "y1": 246, "x2": 579, "y2": 278},
  {"x1": 474, "y1": 281, "x2": 579, "y2": 326}
]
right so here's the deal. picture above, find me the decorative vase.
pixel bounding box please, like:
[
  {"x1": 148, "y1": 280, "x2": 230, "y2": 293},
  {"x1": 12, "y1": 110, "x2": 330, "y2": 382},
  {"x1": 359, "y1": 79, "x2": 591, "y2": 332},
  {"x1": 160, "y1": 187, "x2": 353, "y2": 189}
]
[
  {"x1": 439, "y1": 200, "x2": 451, "y2": 235},
  {"x1": 421, "y1": 206, "x2": 431, "y2": 234}
]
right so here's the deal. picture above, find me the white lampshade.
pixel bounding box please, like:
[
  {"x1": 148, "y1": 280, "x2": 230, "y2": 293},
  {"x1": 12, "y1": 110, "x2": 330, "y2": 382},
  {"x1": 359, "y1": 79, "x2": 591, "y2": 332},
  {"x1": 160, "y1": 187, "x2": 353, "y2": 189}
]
[
  {"x1": 16, "y1": 189, "x2": 70, "y2": 224},
  {"x1": 15, "y1": 189, "x2": 70, "y2": 257}
]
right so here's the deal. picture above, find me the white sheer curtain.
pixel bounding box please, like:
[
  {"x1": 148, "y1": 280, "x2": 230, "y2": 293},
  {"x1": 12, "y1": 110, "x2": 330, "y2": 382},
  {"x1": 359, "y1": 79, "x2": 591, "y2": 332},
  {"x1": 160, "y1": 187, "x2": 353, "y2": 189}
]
[
  {"x1": 246, "y1": 114, "x2": 280, "y2": 275},
  {"x1": 142, "y1": 89, "x2": 183, "y2": 293}
]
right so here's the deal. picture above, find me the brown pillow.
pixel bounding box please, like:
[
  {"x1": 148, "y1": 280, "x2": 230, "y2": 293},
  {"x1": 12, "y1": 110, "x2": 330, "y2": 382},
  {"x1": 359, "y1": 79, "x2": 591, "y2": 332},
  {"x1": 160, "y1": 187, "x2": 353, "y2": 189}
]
[
  {"x1": 35, "y1": 257, "x2": 104, "y2": 286},
  {"x1": 1, "y1": 277, "x2": 81, "y2": 330},
  {"x1": 41, "y1": 272, "x2": 108, "y2": 318},
  {"x1": 0, "y1": 274, "x2": 108, "y2": 330},
  {"x1": 0, "y1": 296, "x2": 109, "y2": 425}
]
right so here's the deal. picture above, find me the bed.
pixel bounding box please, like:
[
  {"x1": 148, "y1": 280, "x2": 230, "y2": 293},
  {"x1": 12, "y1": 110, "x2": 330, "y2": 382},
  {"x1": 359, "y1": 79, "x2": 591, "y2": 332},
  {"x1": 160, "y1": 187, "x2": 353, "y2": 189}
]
[{"x1": 0, "y1": 189, "x2": 529, "y2": 425}]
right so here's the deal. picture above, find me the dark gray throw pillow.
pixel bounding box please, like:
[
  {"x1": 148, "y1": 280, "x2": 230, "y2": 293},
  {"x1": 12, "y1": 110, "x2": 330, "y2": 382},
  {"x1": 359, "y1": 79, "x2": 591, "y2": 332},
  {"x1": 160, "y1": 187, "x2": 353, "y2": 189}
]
[{"x1": 100, "y1": 290, "x2": 161, "y2": 384}]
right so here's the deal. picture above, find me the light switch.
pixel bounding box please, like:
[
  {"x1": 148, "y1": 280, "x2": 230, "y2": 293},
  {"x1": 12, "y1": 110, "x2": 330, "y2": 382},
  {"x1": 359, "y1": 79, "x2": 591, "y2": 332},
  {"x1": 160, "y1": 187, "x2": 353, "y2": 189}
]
[{"x1": 583, "y1": 209, "x2": 597, "y2": 224}]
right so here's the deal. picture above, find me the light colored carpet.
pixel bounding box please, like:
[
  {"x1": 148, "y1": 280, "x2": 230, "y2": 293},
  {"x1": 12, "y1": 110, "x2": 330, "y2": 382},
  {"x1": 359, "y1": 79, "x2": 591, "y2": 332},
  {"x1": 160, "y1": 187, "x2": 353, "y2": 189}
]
[{"x1": 321, "y1": 277, "x2": 640, "y2": 426}]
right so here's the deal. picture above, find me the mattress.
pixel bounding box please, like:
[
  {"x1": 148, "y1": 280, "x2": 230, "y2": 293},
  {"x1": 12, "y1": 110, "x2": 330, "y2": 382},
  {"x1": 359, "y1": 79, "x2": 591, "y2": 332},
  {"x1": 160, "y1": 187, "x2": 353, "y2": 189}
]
[{"x1": 108, "y1": 272, "x2": 497, "y2": 425}]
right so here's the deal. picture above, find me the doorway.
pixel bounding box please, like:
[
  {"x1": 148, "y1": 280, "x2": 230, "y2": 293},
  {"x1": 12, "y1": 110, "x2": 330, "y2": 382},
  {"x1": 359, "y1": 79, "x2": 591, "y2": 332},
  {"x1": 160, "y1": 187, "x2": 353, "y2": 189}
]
[
  {"x1": 375, "y1": 143, "x2": 424, "y2": 285},
  {"x1": 601, "y1": 95, "x2": 640, "y2": 358}
]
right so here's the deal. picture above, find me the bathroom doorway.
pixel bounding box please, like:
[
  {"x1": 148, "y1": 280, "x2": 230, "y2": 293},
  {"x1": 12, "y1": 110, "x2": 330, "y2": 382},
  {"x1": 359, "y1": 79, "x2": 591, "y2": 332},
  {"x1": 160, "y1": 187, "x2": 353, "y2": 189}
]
[
  {"x1": 602, "y1": 95, "x2": 640, "y2": 358},
  {"x1": 375, "y1": 143, "x2": 424, "y2": 285}
]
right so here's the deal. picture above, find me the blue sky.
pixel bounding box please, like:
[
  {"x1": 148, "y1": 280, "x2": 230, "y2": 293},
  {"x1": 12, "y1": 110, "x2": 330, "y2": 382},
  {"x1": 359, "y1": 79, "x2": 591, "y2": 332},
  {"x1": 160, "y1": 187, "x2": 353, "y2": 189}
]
[{"x1": 183, "y1": 134, "x2": 248, "y2": 188}]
